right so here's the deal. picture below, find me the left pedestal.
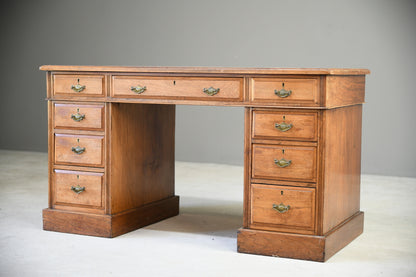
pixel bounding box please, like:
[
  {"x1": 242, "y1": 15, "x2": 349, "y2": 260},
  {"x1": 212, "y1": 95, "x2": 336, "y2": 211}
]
[{"x1": 44, "y1": 98, "x2": 178, "y2": 237}]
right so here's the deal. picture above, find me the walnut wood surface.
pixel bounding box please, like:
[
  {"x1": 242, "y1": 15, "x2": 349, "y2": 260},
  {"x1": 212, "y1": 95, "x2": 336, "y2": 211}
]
[
  {"x1": 112, "y1": 76, "x2": 243, "y2": 101},
  {"x1": 53, "y1": 74, "x2": 105, "y2": 97},
  {"x1": 53, "y1": 169, "x2": 104, "y2": 209},
  {"x1": 40, "y1": 65, "x2": 370, "y2": 75},
  {"x1": 325, "y1": 76, "x2": 366, "y2": 108},
  {"x1": 252, "y1": 109, "x2": 318, "y2": 141},
  {"x1": 238, "y1": 211, "x2": 364, "y2": 262},
  {"x1": 109, "y1": 103, "x2": 175, "y2": 214},
  {"x1": 43, "y1": 196, "x2": 179, "y2": 237},
  {"x1": 41, "y1": 66, "x2": 369, "y2": 261},
  {"x1": 54, "y1": 134, "x2": 104, "y2": 167},
  {"x1": 250, "y1": 77, "x2": 320, "y2": 106},
  {"x1": 252, "y1": 144, "x2": 317, "y2": 182},
  {"x1": 53, "y1": 103, "x2": 105, "y2": 130},
  {"x1": 250, "y1": 183, "x2": 316, "y2": 234},
  {"x1": 322, "y1": 105, "x2": 362, "y2": 233}
]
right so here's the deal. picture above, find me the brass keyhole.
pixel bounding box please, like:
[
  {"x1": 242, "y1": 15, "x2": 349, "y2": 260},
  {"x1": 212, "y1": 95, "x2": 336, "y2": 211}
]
[
  {"x1": 281, "y1": 191, "x2": 284, "y2": 195},
  {"x1": 173, "y1": 80, "x2": 176, "y2": 85}
]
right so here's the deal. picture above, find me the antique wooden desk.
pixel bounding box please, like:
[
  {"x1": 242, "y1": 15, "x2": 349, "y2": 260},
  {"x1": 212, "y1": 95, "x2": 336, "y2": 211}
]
[{"x1": 40, "y1": 65, "x2": 369, "y2": 261}]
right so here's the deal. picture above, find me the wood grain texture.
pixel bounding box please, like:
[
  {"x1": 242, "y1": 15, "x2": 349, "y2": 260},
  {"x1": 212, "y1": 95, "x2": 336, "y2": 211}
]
[
  {"x1": 237, "y1": 228, "x2": 325, "y2": 261},
  {"x1": 112, "y1": 76, "x2": 243, "y2": 101},
  {"x1": 53, "y1": 103, "x2": 104, "y2": 130},
  {"x1": 43, "y1": 196, "x2": 179, "y2": 237},
  {"x1": 54, "y1": 134, "x2": 104, "y2": 167},
  {"x1": 252, "y1": 144, "x2": 317, "y2": 182},
  {"x1": 324, "y1": 212, "x2": 364, "y2": 259},
  {"x1": 325, "y1": 76, "x2": 366, "y2": 107},
  {"x1": 243, "y1": 107, "x2": 252, "y2": 228},
  {"x1": 42, "y1": 66, "x2": 368, "y2": 260},
  {"x1": 322, "y1": 105, "x2": 362, "y2": 233},
  {"x1": 40, "y1": 65, "x2": 370, "y2": 75},
  {"x1": 111, "y1": 196, "x2": 179, "y2": 237},
  {"x1": 238, "y1": 211, "x2": 363, "y2": 262},
  {"x1": 250, "y1": 183, "x2": 315, "y2": 234},
  {"x1": 109, "y1": 103, "x2": 175, "y2": 214},
  {"x1": 53, "y1": 74, "x2": 105, "y2": 97},
  {"x1": 252, "y1": 109, "x2": 318, "y2": 141},
  {"x1": 250, "y1": 77, "x2": 320, "y2": 106},
  {"x1": 53, "y1": 169, "x2": 104, "y2": 209},
  {"x1": 43, "y1": 208, "x2": 112, "y2": 237}
]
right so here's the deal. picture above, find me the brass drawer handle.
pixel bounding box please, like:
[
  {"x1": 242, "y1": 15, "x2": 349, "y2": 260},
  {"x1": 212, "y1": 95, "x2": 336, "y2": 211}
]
[
  {"x1": 274, "y1": 83, "x2": 292, "y2": 98},
  {"x1": 71, "y1": 83, "x2": 86, "y2": 92},
  {"x1": 71, "y1": 146, "x2": 86, "y2": 155},
  {"x1": 203, "y1": 87, "x2": 220, "y2": 96},
  {"x1": 274, "y1": 158, "x2": 292, "y2": 168},
  {"x1": 273, "y1": 203, "x2": 290, "y2": 213},
  {"x1": 131, "y1": 85, "x2": 147, "y2": 94},
  {"x1": 71, "y1": 185, "x2": 85, "y2": 194},
  {"x1": 274, "y1": 122, "x2": 293, "y2": 132},
  {"x1": 71, "y1": 112, "x2": 85, "y2": 122}
]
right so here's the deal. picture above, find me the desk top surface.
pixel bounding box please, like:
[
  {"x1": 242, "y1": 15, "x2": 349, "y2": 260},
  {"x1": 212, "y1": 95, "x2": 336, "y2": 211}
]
[{"x1": 40, "y1": 65, "x2": 370, "y2": 75}]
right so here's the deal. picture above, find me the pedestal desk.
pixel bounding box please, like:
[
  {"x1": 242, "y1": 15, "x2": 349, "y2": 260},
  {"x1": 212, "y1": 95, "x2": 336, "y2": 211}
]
[{"x1": 40, "y1": 65, "x2": 370, "y2": 262}]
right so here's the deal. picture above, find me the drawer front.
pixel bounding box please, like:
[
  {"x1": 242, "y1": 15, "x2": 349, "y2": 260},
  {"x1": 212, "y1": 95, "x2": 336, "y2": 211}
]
[
  {"x1": 250, "y1": 77, "x2": 320, "y2": 105},
  {"x1": 55, "y1": 134, "x2": 104, "y2": 167},
  {"x1": 53, "y1": 169, "x2": 103, "y2": 208},
  {"x1": 112, "y1": 76, "x2": 243, "y2": 101},
  {"x1": 250, "y1": 183, "x2": 315, "y2": 231},
  {"x1": 252, "y1": 144, "x2": 316, "y2": 182},
  {"x1": 53, "y1": 75, "x2": 105, "y2": 97},
  {"x1": 54, "y1": 103, "x2": 104, "y2": 130},
  {"x1": 252, "y1": 110, "x2": 317, "y2": 141}
]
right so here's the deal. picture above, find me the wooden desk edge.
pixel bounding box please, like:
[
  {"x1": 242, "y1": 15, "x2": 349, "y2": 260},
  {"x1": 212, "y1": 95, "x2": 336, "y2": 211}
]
[{"x1": 39, "y1": 65, "x2": 370, "y2": 75}]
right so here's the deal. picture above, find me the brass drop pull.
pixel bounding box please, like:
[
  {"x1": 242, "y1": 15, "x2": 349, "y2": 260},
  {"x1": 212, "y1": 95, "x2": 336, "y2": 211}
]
[
  {"x1": 130, "y1": 85, "x2": 147, "y2": 94},
  {"x1": 275, "y1": 115, "x2": 293, "y2": 131},
  {"x1": 275, "y1": 122, "x2": 293, "y2": 132},
  {"x1": 274, "y1": 158, "x2": 292, "y2": 168},
  {"x1": 274, "y1": 83, "x2": 292, "y2": 98},
  {"x1": 273, "y1": 203, "x2": 290, "y2": 213},
  {"x1": 71, "y1": 108, "x2": 85, "y2": 122},
  {"x1": 71, "y1": 146, "x2": 86, "y2": 155},
  {"x1": 71, "y1": 79, "x2": 86, "y2": 92},
  {"x1": 71, "y1": 185, "x2": 85, "y2": 194},
  {"x1": 203, "y1": 87, "x2": 220, "y2": 96}
]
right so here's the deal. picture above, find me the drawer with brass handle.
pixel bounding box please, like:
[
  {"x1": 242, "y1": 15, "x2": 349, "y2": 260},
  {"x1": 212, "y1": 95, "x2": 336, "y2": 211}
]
[
  {"x1": 252, "y1": 110, "x2": 318, "y2": 141},
  {"x1": 251, "y1": 144, "x2": 317, "y2": 182},
  {"x1": 53, "y1": 74, "x2": 105, "y2": 97},
  {"x1": 54, "y1": 134, "x2": 104, "y2": 167},
  {"x1": 250, "y1": 77, "x2": 320, "y2": 106},
  {"x1": 250, "y1": 183, "x2": 316, "y2": 233},
  {"x1": 112, "y1": 76, "x2": 243, "y2": 101},
  {"x1": 53, "y1": 103, "x2": 105, "y2": 130},
  {"x1": 53, "y1": 169, "x2": 104, "y2": 209}
]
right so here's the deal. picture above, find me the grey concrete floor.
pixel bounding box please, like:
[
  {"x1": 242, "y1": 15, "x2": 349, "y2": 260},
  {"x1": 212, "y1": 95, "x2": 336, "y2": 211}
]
[{"x1": 0, "y1": 149, "x2": 415, "y2": 277}]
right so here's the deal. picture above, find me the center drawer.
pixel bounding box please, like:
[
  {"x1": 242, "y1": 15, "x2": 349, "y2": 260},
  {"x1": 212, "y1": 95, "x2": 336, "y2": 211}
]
[
  {"x1": 252, "y1": 144, "x2": 317, "y2": 182},
  {"x1": 54, "y1": 134, "x2": 104, "y2": 167},
  {"x1": 111, "y1": 76, "x2": 243, "y2": 101}
]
